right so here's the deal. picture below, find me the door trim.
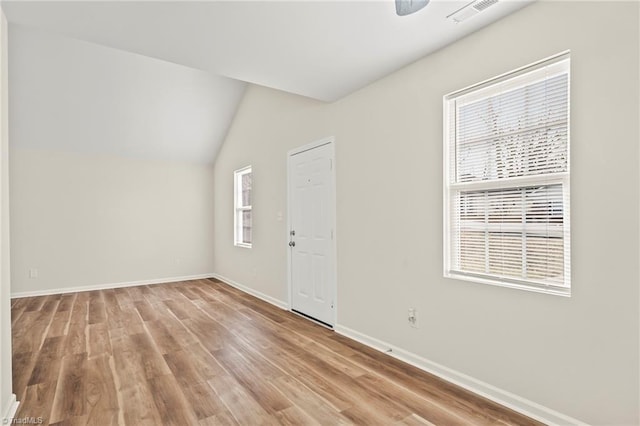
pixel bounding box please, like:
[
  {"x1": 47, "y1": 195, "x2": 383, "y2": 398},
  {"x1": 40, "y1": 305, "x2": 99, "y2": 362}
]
[{"x1": 286, "y1": 136, "x2": 337, "y2": 327}]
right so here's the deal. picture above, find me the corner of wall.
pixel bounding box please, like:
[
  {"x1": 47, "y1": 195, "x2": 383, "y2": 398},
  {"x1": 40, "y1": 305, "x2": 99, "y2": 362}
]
[{"x1": 0, "y1": 4, "x2": 15, "y2": 420}]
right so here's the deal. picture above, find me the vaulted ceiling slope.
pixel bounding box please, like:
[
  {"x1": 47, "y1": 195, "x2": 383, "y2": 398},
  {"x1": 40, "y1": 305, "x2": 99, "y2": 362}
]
[
  {"x1": 3, "y1": 0, "x2": 532, "y2": 103},
  {"x1": 4, "y1": 0, "x2": 532, "y2": 163}
]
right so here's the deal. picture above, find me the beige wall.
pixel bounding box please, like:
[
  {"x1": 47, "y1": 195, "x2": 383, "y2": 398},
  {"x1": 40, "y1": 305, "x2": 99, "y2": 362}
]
[
  {"x1": 8, "y1": 25, "x2": 220, "y2": 295},
  {"x1": 10, "y1": 149, "x2": 216, "y2": 294},
  {"x1": 213, "y1": 88, "x2": 330, "y2": 300},
  {"x1": 213, "y1": 2, "x2": 639, "y2": 424},
  {"x1": 0, "y1": 6, "x2": 14, "y2": 420}
]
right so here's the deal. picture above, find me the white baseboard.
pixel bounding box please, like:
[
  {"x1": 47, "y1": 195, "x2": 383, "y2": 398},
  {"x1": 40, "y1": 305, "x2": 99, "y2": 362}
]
[
  {"x1": 10, "y1": 274, "x2": 216, "y2": 298},
  {"x1": 334, "y1": 324, "x2": 587, "y2": 426},
  {"x1": 1, "y1": 393, "x2": 19, "y2": 423},
  {"x1": 210, "y1": 273, "x2": 289, "y2": 310},
  {"x1": 204, "y1": 276, "x2": 583, "y2": 425}
]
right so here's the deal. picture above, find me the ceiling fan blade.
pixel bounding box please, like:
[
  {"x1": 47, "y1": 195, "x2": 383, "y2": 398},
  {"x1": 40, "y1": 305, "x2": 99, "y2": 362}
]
[{"x1": 395, "y1": 0, "x2": 430, "y2": 16}]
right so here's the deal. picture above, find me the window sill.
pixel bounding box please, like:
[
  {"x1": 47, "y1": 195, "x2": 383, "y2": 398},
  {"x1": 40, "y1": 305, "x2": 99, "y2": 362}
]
[{"x1": 444, "y1": 271, "x2": 571, "y2": 297}]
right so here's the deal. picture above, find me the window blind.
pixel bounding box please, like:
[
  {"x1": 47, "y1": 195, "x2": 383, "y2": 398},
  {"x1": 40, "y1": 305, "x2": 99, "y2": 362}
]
[
  {"x1": 456, "y1": 74, "x2": 568, "y2": 183},
  {"x1": 444, "y1": 54, "x2": 570, "y2": 294}
]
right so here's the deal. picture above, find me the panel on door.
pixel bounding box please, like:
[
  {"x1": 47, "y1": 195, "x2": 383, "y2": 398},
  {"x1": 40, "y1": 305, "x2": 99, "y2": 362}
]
[{"x1": 289, "y1": 142, "x2": 334, "y2": 326}]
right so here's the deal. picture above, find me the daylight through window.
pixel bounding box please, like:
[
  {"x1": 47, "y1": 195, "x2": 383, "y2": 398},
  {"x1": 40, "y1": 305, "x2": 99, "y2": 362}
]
[
  {"x1": 444, "y1": 53, "x2": 571, "y2": 295},
  {"x1": 234, "y1": 166, "x2": 252, "y2": 247}
]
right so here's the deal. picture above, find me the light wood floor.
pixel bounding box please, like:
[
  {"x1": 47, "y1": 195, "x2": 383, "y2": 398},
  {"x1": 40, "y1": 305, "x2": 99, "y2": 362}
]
[{"x1": 11, "y1": 278, "x2": 542, "y2": 425}]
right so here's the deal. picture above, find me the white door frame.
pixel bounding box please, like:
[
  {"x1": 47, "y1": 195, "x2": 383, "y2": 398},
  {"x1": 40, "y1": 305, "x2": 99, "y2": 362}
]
[{"x1": 286, "y1": 136, "x2": 337, "y2": 327}]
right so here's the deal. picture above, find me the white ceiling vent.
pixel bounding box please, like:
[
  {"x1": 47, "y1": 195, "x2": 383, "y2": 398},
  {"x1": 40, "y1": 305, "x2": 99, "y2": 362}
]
[{"x1": 448, "y1": 0, "x2": 499, "y2": 24}]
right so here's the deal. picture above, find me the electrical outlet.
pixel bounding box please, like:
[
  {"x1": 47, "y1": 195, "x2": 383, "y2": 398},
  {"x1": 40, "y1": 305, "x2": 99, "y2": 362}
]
[
  {"x1": 29, "y1": 268, "x2": 38, "y2": 279},
  {"x1": 408, "y1": 307, "x2": 418, "y2": 328}
]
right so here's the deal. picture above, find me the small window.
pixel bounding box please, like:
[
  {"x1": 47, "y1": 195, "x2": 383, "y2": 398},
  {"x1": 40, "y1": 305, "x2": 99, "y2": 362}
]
[
  {"x1": 234, "y1": 166, "x2": 252, "y2": 248},
  {"x1": 444, "y1": 53, "x2": 571, "y2": 296}
]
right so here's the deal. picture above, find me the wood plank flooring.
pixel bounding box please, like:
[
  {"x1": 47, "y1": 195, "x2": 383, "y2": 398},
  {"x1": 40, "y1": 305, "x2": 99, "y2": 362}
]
[{"x1": 11, "y1": 279, "x2": 543, "y2": 425}]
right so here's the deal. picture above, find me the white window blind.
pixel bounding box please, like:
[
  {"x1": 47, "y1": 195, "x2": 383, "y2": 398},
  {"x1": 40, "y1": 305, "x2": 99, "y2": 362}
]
[{"x1": 444, "y1": 53, "x2": 571, "y2": 295}]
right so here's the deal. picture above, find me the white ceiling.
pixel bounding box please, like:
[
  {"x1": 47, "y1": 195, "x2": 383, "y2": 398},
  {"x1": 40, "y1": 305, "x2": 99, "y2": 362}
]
[
  {"x1": 3, "y1": 0, "x2": 533, "y2": 163},
  {"x1": 3, "y1": 0, "x2": 533, "y2": 102}
]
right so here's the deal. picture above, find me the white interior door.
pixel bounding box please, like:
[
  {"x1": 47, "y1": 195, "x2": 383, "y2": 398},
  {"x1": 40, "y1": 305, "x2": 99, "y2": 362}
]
[{"x1": 288, "y1": 140, "x2": 335, "y2": 326}]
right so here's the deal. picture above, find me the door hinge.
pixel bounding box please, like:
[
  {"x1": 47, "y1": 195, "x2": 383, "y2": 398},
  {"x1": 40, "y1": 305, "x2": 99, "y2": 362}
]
[
  {"x1": 331, "y1": 229, "x2": 334, "y2": 240},
  {"x1": 329, "y1": 158, "x2": 333, "y2": 170}
]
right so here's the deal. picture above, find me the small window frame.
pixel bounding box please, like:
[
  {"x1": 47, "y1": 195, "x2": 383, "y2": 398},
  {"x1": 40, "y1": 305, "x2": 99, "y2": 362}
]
[{"x1": 234, "y1": 165, "x2": 252, "y2": 248}]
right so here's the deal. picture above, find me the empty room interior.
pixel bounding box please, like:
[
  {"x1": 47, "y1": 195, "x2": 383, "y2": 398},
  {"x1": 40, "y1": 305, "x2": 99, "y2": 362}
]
[{"x1": 0, "y1": 0, "x2": 639, "y2": 425}]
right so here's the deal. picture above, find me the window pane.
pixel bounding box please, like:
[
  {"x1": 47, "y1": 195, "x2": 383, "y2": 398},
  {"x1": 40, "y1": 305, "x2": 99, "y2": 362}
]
[
  {"x1": 459, "y1": 184, "x2": 564, "y2": 230},
  {"x1": 242, "y1": 210, "x2": 252, "y2": 244},
  {"x1": 456, "y1": 74, "x2": 568, "y2": 183},
  {"x1": 459, "y1": 231, "x2": 486, "y2": 274},
  {"x1": 487, "y1": 232, "x2": 523, "y2": 277},
  {"x1": 526, "y1": 235, "x2": 564, "y2": 284},
  {"x1": 241, "y1": 172, "x2": 252, "y2": 207},
  {"x1": 454, "y1": 184, "x2": 564, "y2": 284}
]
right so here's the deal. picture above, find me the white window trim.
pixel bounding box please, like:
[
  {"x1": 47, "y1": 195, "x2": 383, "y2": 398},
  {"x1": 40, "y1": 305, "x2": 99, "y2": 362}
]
[
  {"x1": 443, "y1": 51, "x2": 571, "y2": 296},
  {"x1": 234, "y1": 165, "x2": 252, "y2": 248}
]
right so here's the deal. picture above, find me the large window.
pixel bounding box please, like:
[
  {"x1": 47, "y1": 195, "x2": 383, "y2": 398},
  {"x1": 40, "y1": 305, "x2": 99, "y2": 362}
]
[
  {"x1": 444, "y1": 53, "x2": 571, "y2": 295},
  {"x1": 234, "y1": 166, "x2": 252, "y2": 248}
]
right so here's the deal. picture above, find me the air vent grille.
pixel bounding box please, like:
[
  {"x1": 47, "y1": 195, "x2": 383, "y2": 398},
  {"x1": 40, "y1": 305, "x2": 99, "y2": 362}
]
[
  {"x1": 448, "y1": 0, "x2": 499, "y2": 24},
  {"x1": 473, "y1": 0, "x2": 498, "y2": 12}
]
